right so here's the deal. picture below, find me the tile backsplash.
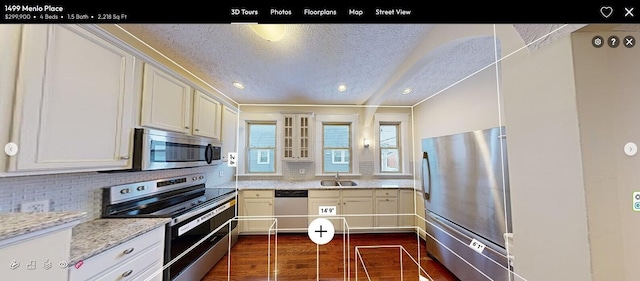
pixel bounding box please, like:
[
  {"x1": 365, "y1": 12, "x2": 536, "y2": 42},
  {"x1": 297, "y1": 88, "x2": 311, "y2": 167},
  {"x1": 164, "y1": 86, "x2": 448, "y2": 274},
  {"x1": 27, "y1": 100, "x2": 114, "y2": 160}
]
[{"x1": 0, "y1": 164, "x2": 235, "y2": 221}]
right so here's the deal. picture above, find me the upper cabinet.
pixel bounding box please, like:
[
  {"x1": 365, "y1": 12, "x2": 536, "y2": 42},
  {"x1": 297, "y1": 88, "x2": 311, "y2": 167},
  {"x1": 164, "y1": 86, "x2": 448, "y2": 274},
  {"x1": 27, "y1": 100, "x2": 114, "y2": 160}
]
[
  {"x1": 140, "y1": 63, "x2": 192, "y2": 135},
  {"x1": 192, "y1": 89, "x2": 221, "y2": 139},
  {"x1": 140, "y1": 63, "x2": 224, "y2": 140},
  {"x1": 221, "y1": 105, "x2": 238, "y2": 161},
  {"x1": 9, "y1": 25, "x2": 137, "y2": 172},
  {"x1": 282, "y1": 114, "x2": 314, "y2": 161}
]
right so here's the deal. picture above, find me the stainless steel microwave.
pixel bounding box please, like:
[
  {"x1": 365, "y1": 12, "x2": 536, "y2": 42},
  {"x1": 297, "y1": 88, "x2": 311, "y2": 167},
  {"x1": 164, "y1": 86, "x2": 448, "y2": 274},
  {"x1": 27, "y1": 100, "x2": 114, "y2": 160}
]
[{"x1": 131, "y1": 128, "x2": 222, "y2": 171}]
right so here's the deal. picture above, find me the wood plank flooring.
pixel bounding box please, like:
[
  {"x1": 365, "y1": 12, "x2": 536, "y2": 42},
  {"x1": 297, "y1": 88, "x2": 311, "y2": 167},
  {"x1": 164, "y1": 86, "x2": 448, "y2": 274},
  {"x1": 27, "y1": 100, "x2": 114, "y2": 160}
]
[{"x1": 203, "y1": 232, "x2": 459, "y2": 281}]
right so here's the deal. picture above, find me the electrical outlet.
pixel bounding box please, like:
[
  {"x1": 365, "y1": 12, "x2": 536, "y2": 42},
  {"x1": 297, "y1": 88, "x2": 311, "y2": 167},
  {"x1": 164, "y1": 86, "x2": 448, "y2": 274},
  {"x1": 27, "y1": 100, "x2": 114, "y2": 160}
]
[
  {"x1": 20, "y1": 199, "x2": 50, "y2": 213},
  {"x1": 299, "y1": 169, "x2": 305, "y2": 174},
  {"x1": 219, "y1": 170, "x2": 224, "y2": 177}
]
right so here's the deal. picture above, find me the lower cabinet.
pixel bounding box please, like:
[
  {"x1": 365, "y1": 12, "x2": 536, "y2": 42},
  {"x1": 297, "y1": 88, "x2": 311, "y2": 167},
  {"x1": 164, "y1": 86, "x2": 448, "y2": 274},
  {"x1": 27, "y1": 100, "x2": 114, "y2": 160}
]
[
  {"x1": 68, "y1": 226, "x2": 165, "y2": 281},
  {"x1": 342, "y1": 189, "x2": 374, "y2": 230},
  {"x1": 374, "y1": 189, "x2": 399, "y2": 228},
  {"x1": 307, "y1": 190, "x2": 342, "y2": 231},
  {"x1": 238, "y1": 190, "x2": 274, "y2": 233}
]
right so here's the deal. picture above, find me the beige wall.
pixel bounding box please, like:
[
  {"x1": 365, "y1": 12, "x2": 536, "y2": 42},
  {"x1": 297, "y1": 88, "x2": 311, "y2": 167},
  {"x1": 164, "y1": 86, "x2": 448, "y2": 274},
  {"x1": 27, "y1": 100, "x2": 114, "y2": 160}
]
[
  {"x1": 572, "y1": 30, "x2": 640, "y2": 281},
  {"x1": 501, "y1": 36, "x2": 592, "y2": 280}
]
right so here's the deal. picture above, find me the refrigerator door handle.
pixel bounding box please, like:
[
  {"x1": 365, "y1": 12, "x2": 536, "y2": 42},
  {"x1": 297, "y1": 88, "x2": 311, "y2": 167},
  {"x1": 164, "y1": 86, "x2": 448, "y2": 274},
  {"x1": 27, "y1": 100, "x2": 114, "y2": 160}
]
[{"x1": 422, "y1": 152, "x2": 431, "y2": 200}]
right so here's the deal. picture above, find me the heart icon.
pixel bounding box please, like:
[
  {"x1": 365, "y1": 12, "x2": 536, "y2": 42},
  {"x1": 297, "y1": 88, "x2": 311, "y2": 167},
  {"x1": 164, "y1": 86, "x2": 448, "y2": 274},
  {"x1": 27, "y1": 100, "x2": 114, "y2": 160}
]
[{"x1": 600, "y1": 6, "x2": 613, "y2": 18}]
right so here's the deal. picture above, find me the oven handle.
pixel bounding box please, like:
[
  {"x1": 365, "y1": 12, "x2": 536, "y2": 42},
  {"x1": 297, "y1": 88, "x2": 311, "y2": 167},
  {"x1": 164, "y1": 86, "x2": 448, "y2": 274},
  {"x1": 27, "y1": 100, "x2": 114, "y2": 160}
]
[{"x1": 170, "y1": 193, "x2": 237, "y2": 226}]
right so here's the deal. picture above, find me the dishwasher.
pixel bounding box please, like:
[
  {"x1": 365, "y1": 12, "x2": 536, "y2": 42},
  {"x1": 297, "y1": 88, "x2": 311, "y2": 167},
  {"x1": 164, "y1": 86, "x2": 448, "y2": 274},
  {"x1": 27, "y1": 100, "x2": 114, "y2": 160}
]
[{"x1": 274, "y1": 190, "x2": 308, "y2": 232}]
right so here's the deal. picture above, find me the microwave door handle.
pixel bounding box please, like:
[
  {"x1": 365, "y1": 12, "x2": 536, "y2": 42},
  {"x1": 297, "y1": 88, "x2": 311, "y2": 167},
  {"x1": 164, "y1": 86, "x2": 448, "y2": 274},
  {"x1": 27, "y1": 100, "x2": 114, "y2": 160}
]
[
  {"x1": 205, "y1": 144, "x2": 213, "y2": 164},
  {"x1": 422, "y1": 152, "x2": 431, "y2": 200}
]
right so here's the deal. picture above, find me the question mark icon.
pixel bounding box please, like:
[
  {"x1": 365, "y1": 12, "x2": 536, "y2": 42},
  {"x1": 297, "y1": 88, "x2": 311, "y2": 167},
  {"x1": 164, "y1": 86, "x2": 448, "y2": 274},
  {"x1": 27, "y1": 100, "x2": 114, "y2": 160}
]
[{"x1": 608, "y1": 35, "x2": 620, "y2": 48}]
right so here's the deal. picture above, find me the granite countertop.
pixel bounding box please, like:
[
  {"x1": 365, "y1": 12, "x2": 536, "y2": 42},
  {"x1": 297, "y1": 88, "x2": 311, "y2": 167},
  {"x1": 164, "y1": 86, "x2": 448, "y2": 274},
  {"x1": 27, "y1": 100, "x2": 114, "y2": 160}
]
[
  {"x1": 0, "y1": 211, "x2": 86, "y2": 242},
  {"x1": 69, "y1": 218, "x2": 170, "y2": 266},
  {"x1": 213, "y1": 179, "x2": 420, "y2": 190}
]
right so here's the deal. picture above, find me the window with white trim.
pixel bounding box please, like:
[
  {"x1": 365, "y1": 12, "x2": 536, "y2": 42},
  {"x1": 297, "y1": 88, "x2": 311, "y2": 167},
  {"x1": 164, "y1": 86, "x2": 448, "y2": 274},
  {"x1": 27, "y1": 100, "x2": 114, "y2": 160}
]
[
  {"x1": 379, "y1": 123, "x2": 400, "y2": 172},
  {"x1": 323, "y1": 124, "x2": 351, "y2": 173},
  {"x1": 247, "y1": 122, "x2": 276, "y2": 173}
]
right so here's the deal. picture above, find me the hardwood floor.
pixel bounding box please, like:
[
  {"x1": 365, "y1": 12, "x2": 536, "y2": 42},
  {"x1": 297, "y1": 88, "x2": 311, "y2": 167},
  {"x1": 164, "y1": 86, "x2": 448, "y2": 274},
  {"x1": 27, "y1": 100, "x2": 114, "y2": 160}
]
[{"x1": 203, "y1": 232, "x2": 459, "y2": 281}]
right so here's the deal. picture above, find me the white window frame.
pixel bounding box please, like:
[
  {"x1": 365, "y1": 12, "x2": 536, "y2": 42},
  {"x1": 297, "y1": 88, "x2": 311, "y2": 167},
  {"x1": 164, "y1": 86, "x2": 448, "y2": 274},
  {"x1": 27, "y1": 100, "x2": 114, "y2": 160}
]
[
  {"x1": 238, "y1": 112, "x2": 282, "y2": 176},
  {"x1": 374, "y1": 113, "x2": 411, "y2": 176},
  {"x1": 315, "y1": 114, "x2": 360, "y2": 176}
]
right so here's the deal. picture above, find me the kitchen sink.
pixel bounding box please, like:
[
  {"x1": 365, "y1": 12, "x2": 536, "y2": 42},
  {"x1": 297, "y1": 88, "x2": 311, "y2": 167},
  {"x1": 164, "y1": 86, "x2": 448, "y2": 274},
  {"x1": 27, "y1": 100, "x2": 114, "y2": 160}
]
[{"x1": 319, "y1": 180, "x2": 358, "y2": 186}]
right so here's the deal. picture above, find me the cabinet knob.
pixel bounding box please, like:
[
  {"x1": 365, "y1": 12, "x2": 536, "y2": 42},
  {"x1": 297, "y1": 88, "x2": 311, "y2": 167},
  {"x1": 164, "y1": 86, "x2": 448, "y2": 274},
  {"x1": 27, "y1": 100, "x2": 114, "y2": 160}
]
[
  {"x1": 386, "y1": 192, "x2": 389, "y2": 195},
  {"x1": 123, "y1": 248, "x2": 134, "y2": 255},
  {"x1": 195, "y1": 128, "x2": 200, "y2": 131},
  {"x1": 120, "y1": 156, "x2": 130, "y2": 160},
  {"x1": 122, "y1": 270, "x2": 133, "y2": 277},
  {"x1": 386, "y1": 198, "x2": 389, "y2": 201},
  {"x1": 185, "y1": 126, "x2": 190, "y2": 129},
  {"x1": 256, "y1": 194, "x2": 259, "y2": 197}
]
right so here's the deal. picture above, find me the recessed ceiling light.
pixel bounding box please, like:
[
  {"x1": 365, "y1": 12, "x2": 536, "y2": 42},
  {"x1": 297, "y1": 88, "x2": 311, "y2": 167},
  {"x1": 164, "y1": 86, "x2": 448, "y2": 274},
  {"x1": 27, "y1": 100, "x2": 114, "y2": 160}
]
[
  {"x1": 338, "y1": 84, "x2": 347, "y2": 92},
  {"x1": 402, "y1": 88, "x2": 412, "y2": 95},
  {"x1": 232, "y1": 82, "x2": 245, "y2": 89}
]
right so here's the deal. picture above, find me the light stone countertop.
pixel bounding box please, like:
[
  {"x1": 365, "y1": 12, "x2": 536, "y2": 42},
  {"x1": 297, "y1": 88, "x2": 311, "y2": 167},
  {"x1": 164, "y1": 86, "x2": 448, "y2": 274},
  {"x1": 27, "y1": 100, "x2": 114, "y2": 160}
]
[
  {"x1": 68, "y1": 218, "x2": 170, "y2": 266},
  {"x1": 213, "y1": 179, "x2": 421, "y2": 190},
  {"x1": 0, "y1": 211, "x2": 86, "y2": 242}
]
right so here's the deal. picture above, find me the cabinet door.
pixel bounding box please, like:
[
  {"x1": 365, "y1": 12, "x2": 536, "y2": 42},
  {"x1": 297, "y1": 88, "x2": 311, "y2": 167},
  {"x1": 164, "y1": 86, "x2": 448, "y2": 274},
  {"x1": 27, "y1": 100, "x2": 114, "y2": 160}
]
[
  {"x1": 242, "y1": 198, "x2": 274, "y2": 232},
  {"x1": 141, "y1": 63, "x2": 192, "y2": 134},
  {"x1": 221, "y1": 105, "x2": 238, "y2": 162},
  {"x1": 399, "y1": 190, "x2": 415, "y2": 227},
  {"x1": 375, "y1": 197, "x2": 399, "y2": 227},
  {"x1": 11, "y1": 25, "x2": 135, "y2": 171},
  {"x1": 308, "y1": 197, "x2": 342, "y2": 231},
  {"x1": 192, "y1": 90, "x2": 221, "y2": 139},
  {"x1": 282, "y1": 114, "x2": 313, "y2": 161},
  {"x1": 342, "y1": 197, "x2": 374, "y2": 229}
]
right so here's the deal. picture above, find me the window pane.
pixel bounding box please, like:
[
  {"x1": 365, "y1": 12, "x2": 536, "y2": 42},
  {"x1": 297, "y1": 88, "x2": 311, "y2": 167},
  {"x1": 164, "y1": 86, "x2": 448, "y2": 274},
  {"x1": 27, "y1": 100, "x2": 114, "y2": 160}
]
[
  {"x1": 380, "y1": 125, "x2": 398, "y2": 148},
  {"x1": 381, "y1": 148, "x2": 400, "y2": 172},
  {"x1": 324, "y1": 149, "x2": 350, "y2": 172},
  {"x1": 248, "y1": 148, "x2": 275, "y2": 173},
  {"x1": 248, "y1": 123, "x2": 276, "y2": 173},
  {"x1": 324, "y1": 125, "x2": 349, "y2": 147},
  {"x1": 249, "y1": 124, "x2": 276, "y2": 147}
]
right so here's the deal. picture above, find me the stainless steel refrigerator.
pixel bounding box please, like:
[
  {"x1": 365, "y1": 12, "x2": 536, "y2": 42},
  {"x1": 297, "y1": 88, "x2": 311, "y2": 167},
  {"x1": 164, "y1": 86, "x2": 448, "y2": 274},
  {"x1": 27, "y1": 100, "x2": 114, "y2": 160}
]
[{"x1": 421, "y1": 126, "x2": 513, "y2": 280}]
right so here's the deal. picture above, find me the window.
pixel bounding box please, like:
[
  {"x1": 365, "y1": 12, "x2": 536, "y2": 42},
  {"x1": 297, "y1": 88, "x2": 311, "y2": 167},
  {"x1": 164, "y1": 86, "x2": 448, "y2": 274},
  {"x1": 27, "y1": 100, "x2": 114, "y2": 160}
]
[
  {"x1": 257, "y1": 149, "x2": 270, "y2": 164},
  {"x1": 323, "y1": 124, "x2": 350, "y2": 173},
  {"x1": 380, "y1": 124, "x2": 400, "y2": 172},
  {"x1": 331, "y1": 150, "x2": 348, "y2": 164},
  {"x1": 247, "y1": 123, "x2": 276, "y2": 173}
]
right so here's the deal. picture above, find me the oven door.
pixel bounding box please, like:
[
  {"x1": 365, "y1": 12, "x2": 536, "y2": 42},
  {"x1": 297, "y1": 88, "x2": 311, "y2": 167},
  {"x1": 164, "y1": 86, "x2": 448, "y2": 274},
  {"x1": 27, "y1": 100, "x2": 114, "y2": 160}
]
[
  {"x1": 135, "y1": 128, "x2": 221, "y2": 170},
  {"x1": 167, "y1": 198, "x2": 237, "y2": 281}
]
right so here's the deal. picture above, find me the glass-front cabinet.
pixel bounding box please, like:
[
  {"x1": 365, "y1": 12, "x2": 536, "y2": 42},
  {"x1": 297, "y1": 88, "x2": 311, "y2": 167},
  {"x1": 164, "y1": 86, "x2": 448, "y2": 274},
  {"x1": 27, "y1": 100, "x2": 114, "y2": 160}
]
[{"x1": 283, "y1": 114, "x2": 313, "y2": 161}]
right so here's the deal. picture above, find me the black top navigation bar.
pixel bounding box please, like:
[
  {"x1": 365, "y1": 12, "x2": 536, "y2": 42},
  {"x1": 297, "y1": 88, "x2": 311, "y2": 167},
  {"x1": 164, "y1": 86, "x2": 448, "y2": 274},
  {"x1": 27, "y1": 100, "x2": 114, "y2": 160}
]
[{"x1": 2, "y1": 2, "x2": 639, "y2": 24}]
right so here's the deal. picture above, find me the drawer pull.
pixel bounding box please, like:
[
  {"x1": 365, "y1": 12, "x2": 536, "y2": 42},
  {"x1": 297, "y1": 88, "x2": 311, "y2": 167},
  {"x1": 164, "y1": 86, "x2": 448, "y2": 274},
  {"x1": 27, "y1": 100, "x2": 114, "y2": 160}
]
[
  {"x1": 122, "y1": 269, "x2": 133, "y2": 277},
  {"x1": 123, "y1": 248, "x2": 135, "y2": 255}
]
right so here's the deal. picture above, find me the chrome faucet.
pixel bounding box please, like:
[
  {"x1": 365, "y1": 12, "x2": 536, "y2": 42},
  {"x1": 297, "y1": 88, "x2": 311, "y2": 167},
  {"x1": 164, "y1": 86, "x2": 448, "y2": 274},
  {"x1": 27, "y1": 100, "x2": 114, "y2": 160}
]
[{"x1": 335, "y1": 172, "x2": 341, "y2": 186}]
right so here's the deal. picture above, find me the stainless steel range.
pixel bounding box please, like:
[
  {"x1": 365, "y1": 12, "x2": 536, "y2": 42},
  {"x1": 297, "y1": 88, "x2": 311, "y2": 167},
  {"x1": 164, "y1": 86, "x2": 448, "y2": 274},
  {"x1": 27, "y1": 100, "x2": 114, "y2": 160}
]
[{"x1": 101, "y1": 173, "x2": 238, "y2": 281}]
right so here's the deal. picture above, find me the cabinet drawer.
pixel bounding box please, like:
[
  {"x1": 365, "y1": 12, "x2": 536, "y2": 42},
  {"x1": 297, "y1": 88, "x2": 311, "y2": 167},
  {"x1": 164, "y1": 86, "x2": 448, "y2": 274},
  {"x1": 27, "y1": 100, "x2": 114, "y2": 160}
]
[
  {"x1": 309, "y1": 189, "x2": 340, "y2": 198},
  {"x1": 342, "y1": 189, "x2": 373, "y2": 197},
  {"x1": 244, "y1": 190, "x2": 274, "y2": 198},
  {"x1": 70, "y1": 226, "x2": 164, "y2": 281},
  {"x1": 375, "y1": 189, "x2": 398, "y2": 197},
  {"x1": 95, "y1": 243, "x2": 163, "y2": 281}
]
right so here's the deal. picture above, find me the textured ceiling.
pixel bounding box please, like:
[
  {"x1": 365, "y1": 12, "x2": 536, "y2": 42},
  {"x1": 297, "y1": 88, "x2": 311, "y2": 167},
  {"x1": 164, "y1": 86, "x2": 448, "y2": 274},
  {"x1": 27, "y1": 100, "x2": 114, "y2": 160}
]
[{"x1": 118, "y1": 24, "x2": 580, "y2": 106}]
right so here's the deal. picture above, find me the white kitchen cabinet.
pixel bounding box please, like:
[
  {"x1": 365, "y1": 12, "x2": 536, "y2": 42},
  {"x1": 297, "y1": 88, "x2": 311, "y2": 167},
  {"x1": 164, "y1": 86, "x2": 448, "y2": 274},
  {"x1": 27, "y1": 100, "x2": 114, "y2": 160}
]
[
  {"x1": 192, "y1": 89, "x2": 221, "y2": 139},
  {"x1": 308, "y1": 189, "x2": 342, "y2": 231},
  {"x1": 399, "y1": 189, "x2": 415, "y2": 228},
  {"x1": 9, "y1": 24, "x2": 137, "y2": 172},
  {"x1": 282, "y1": 114, "x2": 313, "y2": 161},
  {"x1": 375, "y1": 189, "x2": 399, "y2": 228},
  {"x1": 69, "y1": 226, "x2": 165, "y2": 281},
  {"x1": 141, "y1": 63, "x2": 192, "y2": 134},
  {"x1": 239, "y1": 190, "x2": 274, "y2": 233},
  {"x1": 221, "y1": 105, "x2": 238, "y2": 162},
  {"x1": 341, "y1": 189, "x2": 374, "y2": 230}
]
